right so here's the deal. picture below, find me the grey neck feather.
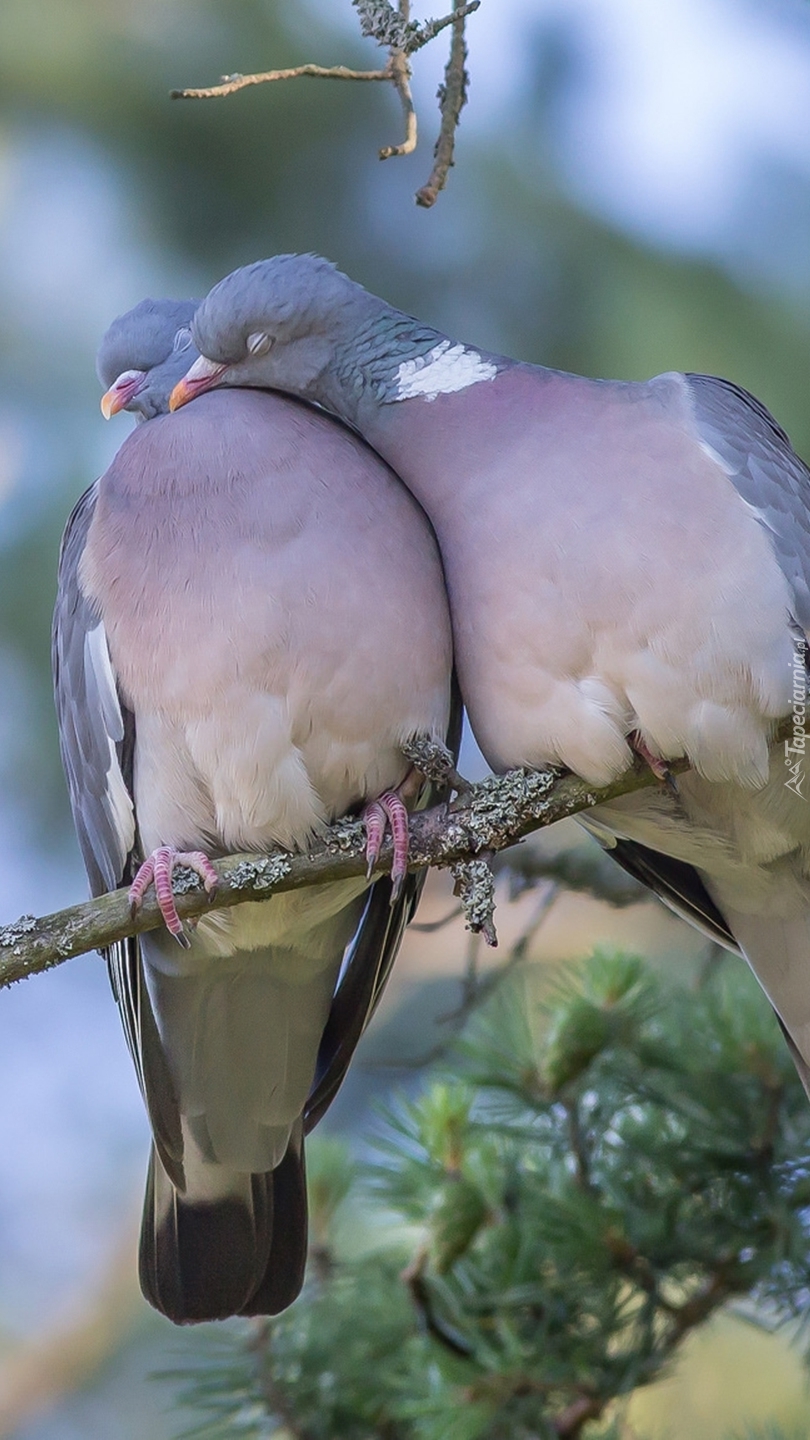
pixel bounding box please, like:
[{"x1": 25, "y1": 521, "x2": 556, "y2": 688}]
[
  {"x1": 327, "y1": 305, "x2": 454, "y2": 415},
  {"x1": 265, "y1": 291, "x2": 461, "y2": 429},
  {"x1": 194, "y1": 258, "x2": 513, "y2": 428}
]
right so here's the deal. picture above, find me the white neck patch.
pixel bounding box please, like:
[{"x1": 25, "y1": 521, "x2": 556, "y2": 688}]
[{"x1": 393, "y1": 340, "x2": 497, "y2": 403}]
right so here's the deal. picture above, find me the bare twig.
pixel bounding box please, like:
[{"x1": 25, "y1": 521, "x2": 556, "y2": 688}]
[
  {"x1": 565, "y1": 1097, "x2": 592, "y2": 1194},
  {"x1": 416, "y1": 0, "x2": 472, "y2": 207},
  {"x1": 171, "y1": 0, "x2": 481, "y2": 203},
  {"x1": 172, "y1": 55, "x2": 417, "y2": 166},
  {"x1": 438, "y1": 881, "x2": 561, "y2": 1028},
  {"x1": 378, "y1": 48, "x2": 417, "y2": 158},
  {"x1": 552, "y1": 1394, "x2": 605, "y2": 1438},
  {"x1": 495, "y1": 844, "x2": 646, "y2": 907},
  {"x1": 401, "y1": 1247, "x2": 473, "y2": 1356},
  {"x1": 356, "y1": 0, "x2": 419, "y2": 160},
  {"x1": 406, "y1": 1, "x2": 481, "y2": 51},
  {"x1": 0, "y1": 721, "x2": 792, "y2": 989},
  {"x1": 170, "y1": 64, "x2": 391, "y2": 101}
]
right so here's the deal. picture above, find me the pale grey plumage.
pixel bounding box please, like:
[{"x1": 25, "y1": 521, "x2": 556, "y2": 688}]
[
  {"x1": 684, "y1": 372, "x2": 810, "y2": 632},
  {"x1": 54, "y1": 484, "x2": 135, "y2": 894},
  {"x1": 181, "y1": 253, "x2": 810, "y2": 1097},
  {"x1": 97, "y1": 298, "x2": 200, "y2": 421},
  {"x1": 54, "y1": 299, "x2": 455, "y2": 1322}
]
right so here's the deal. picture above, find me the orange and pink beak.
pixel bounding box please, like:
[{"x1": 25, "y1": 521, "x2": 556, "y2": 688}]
[
  {"x1": 100, "y1": 369, "x2": 146, "y2": 419},
  {"x1": 169, "y1": 356, "x2": 230, "y2": 412}
]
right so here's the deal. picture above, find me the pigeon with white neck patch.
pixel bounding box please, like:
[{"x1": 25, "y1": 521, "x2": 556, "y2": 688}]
[{"x1": 172, "y1": 253, "x2": 810, "y2": 1094}]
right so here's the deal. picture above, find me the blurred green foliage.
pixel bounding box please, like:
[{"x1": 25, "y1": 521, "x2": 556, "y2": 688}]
[
  {"x1": 171, "y1": 952, "x2": 810, "y2": 1440},
  {"x1": 0, "y1": 0, "x2": 384, "y2": 265}
]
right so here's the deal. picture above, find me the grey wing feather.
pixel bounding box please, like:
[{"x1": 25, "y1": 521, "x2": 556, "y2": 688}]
[
  {"x1": 685, "y1": 373, "x2": 810, "y2": 631},
  {"x1": 52, "y1": 482, "x2": 135, "y2": 895},
  {"x1": 594, "y1": 831, "x2": 740, "y2": 955},
  {"x1": 52, "y1": 485, "x2": 183, "y2": 1177},
  {"x1": 606, "y1": 835, "x2": 809, "y2": 1093}
]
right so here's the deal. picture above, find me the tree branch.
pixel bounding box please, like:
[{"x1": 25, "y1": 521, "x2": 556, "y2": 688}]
[
  {"x1": 250, "y1": 1320, "x2": 319, "y2": 1440},
  {"x1": 353, "y1": 0, "x2": 480, "y2": 55},
  {"x1": 415, "y1": 0, "x2": 473, "y2": 207},
  {"x1": 3, "y1": 726, "x2": 777, "y2": 989},
  {"x1": 170, "y1": 0, "x2": 481, "y2": 202},
  {"x1": 378, "y1": 47, "x2": 417, "y2": 158},
  {"x1": 171, "y1": 64, "x2": 392, "y2": 102}
]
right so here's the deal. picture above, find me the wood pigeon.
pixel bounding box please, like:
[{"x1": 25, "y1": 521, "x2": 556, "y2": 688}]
[
  {"x1": 172, "y1": 253, "x2": 810, "y2": 1093},
  {"x1": 53, "y1": 298, "x2": 456, "y2": 1322},
  {"x1": 98, "y1": 297, "x2": 200, "y2": 419}
]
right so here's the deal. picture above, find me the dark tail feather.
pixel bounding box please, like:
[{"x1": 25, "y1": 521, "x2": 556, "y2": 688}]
[
  {"x1": 240, "y1": 1140, "x2": 308, "y2": 1316},
  {"x1": 305, "y1": 874, "x2": 410, "y2": 1132},
  {"x1": 139, "y1": 1135, "x2": 308, "y2": 1324},
  {"x1": 306, "y1": 685, "x2": 464, "y2": 1133}
]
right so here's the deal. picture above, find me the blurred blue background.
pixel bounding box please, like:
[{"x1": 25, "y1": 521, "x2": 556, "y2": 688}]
[{"x1": 1, "y1": 1, "x2": 810, "y2": 1434}]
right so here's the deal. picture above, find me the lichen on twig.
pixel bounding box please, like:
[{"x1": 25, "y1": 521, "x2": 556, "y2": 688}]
[
  {"x1": 353, "y1": 0, "x2": 480, "y2": 55},
  {"x1": 0, "y1": 728, "x2": 735, "y2": 991},
  {"x1": 415, "y1": 0, "x2": 473, "y2": 207},
  {"x1": 450, "y1": 855, "x2": 497, "y2": 945},
  {"x1": 171, "y1": 0, "x2": 481, "y2": 203}
]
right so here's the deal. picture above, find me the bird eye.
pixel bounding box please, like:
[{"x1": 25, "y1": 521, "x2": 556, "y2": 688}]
[
  {"x1": 173, "y1": 327, "x2": 193, "y2": 354},
  {"x1": 246, "y1": 331, "x2": 272, "y2": 358}
]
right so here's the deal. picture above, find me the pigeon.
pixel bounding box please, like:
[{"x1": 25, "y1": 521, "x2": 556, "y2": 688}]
[
  {"x1": 97, "y1": 297, "x2": 200, "y2": 420},
  {"x1": 53, "y1": 297, "x2": 456, "y2": 1322},
  {"x1": 171, "y1": 253, "x2": 810, "y2": 1092}
]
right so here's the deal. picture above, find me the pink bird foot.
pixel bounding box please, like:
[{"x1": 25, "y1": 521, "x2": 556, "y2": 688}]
[
  {"x1": 362, "y1": 790, "x2": 410, "y2": 902},
  {"x1": 128, "y1": 846, "x2": 219, "y2": 947},
  {"x1": 630, "y1": 732, "x2": 679, "y2": 794}
]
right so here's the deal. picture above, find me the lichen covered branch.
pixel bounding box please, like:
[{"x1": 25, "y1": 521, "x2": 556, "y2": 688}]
[
  {"x1": 0, "y1": 745, "x2": 702, "y2": 990},
  {"x1": 353, "y1": 0, "x2": 480, "y2": 54},
  {"x1": 171, "y1": 0, "x2": 482, "y2": 203},
  {"x1": 415, "y1": 0, "x2": 473, "y2": 207}
]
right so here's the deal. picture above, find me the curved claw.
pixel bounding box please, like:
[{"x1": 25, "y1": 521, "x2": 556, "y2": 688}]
[
  {"x1": 128, "y1": 846, "x2": 218, "y2": 946},
  {"x1": 363, "y1": 802, "x2": 387, "y2": 880},
  {"x1": 361, "y1": 792, "x2": 410, "y2": 903},
  {"x1": 379, "y1": 791, "x2": 409, "y2": 902}
]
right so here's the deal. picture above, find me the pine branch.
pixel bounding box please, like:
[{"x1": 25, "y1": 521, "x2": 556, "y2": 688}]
[
  {"x1": 0, "y1": 716, "x2": 794, "y2": 989},
  {"x1": 173, "y1": 949, "x2": 810, "y2": 1438}
]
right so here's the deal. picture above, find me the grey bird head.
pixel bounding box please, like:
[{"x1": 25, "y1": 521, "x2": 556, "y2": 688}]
[
  {"x1": 97, "y1": 298, "x2": 200, "y2": 421},
  {"x1": 170, "y1": 255, "x2": 373, "y2": 411}
]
